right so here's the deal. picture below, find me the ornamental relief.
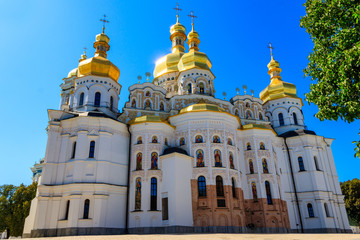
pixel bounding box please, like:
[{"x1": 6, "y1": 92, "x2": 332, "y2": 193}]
[
  {"x1": 244, "y1": 151, "x2": 255, "y2": 160},
  {"x1": 257, "y1": 150, "x2": 271, "y2": 159},
  {"x1": 192, "y1": 168, "x2": 210, "y2": 180},
  {"x1": 260, "y1": 175, "x2": 275, "y2": 184},
  {"x1": 130, "y1": 170, "x2": 145, "y2": 182},
  {"x1": 146, "y1": 169, "x2": 162, "y2": 182},
  {"x1": 212, "y1": 169, "x2": 228, "y2": 183},
  {"x1": 246, "y1": 175, "x2": 260, "y2": 184},
  {"x1": 229, "y1": 170, "x2": 240, "y2": 182}
]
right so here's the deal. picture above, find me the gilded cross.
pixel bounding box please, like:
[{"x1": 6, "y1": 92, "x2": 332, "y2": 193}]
[
  {"x1": 174, "y1": 3, "x2": 182, "y2": 17},
  {"x1": 267, "y1": 42, "x2": 274, "y2": 58},
  {"x1": 83, "y1": 47, "x2": 87, "y2": 55},
  {"x1": 100, "y1": 15, "x2": 109, "y2": 33},
  {"x1": 188, "y1": 11, "x2": 197, "y2": 24}
]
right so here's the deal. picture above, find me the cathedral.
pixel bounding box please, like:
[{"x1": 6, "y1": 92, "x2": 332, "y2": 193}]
[{"x1": 23, "y1": 13, "x2": 351, "y2": 237}]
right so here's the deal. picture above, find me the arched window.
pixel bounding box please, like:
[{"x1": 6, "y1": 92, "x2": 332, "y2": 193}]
[
  {"x1": 214, "y1": 150, "x2": 222, "y2": 167},
  {"x1": 151, "y1": 152, "x2": 158, "y2": 169},
  {"x1": 136, "y1": 153, "x2": 142, "y2": 170},
  {"x1": 298, "y1": 157, "x2": 305, "y2": 171},
  {"x1": 196, "y1": 149, "x2": 204, "y2": 167},
  {"x1": 152, "y1": 136, "x2": 158, "y2": 143},
  {"x1": 160, "y1": 102, "x2": 164, "y2": 111},
  {"x1": 145, "y1": 99, "x2": 151, "y2": 109},
  {"x1": 259, "y1": 112, "x2": 263, "y2": 120},
  {"x1": 307, "y1": 203, "x2": 314, "y2": 218},
  {"x1": 187, "y1": 83, "x2": 192, "y2": 94},
  {"x1": 227, "y1": 138, "x2": 233, "y2": 145},
  {"x1": 324, "y1": 203, "x2": 330, "y2": 217},
  {"x1": 64, "y1": 200, "x2": 70, "y2": 220},
  {"x1": 314, "y1": 156, "x2": 320, "y2": 171},
  {"x1": 198, "y1": 176, "x2": 206, "y2": 197},
  {"x1": 137, "y1": 136, "x2": 142, "y2": 144},
  {"x1": 150, "y1": 178, "x2": 157, "y2": 211},
  {"x1": 110, "y1": 96, "x2": 114, "y2": 110},
  {"x1": 260, "y1": 142, "x2": 265, "y2": 150},
  {"x1": 265, "y1": 181, "x2": 273, "y2": 205},
  {"x1": 245, "y1": 102, "x2": 250, "y2": 108},
  {"x1": 131, "y1": 99, "x2": 136, "y2": 108},
  {"x1": 199, "y1": 82, "x2": 205, "y2": 94},
  {"x1": 135, "y1": 177, "x2": 141, "y2": 210},
  {"x1": 229, "y1": 152, "x2": 235, "y2": 169},
  {"x1": 145, "y1": 91, "x2": 151, "y2": 97},
  {"x1": 262, "y1": 159, "x2": 269, "y2": 173},
  {"x1": 94, "y1": 92, "x2": 101, "y2": 107},
  {"x1": 71, "y1": 141, "x2": 76, "y2": 159},
  {"x1": 89, "y1": 141, "x2": 95, "y2": 158},
  {"x1": 293, "y1": 112, "x2": 298, "y2": 125},
  {"x1": 83, "y1": 199, "x2": 90, "y2": 219},
  {"x1": 213, "y1": 135, "x2": 221, "y2": 143},
  {"x1": 246, "y1": 110, "x2": 252, "y2": 119},
  {"x1": 79, "y1": 92, "x2": 84, "y2": 106},
  {"x1": 278, "y1": 113, "x2": 284, "y2": 126},
  {"x1": 251, "y1": 182, "x2": 258, "y2": 202},
  {"x1": 232, "y1": 178, "x2": 237, "y2": 198},
  {"x1": 165, "y1": 138, "x2": 168, "y2": 146},
  {"x1": 216, "y1": 176, "x2": 224, "y2": 197},
  {"x1": 247, "y1": 142, "x2": 252, "y2": 150},
  {"x1": 179, "y1": 137, "x2": 185, "y2": 146},
  {"x1": 195, "y1": 135, "x2": 203, "y2": 143},
  {"x1": 249, "y1": 159, "x2": 254, "y2": 174},
  {"x1": 235, "y1": 109, "x2": 239, "y2": 116}
]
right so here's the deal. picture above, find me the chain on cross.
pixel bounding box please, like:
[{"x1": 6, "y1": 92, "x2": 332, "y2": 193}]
[{"x1": 100, "y1": 15, "x2": 109, "y2": 33}]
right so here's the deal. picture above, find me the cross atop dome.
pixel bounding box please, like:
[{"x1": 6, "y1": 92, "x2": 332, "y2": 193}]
[
  {"x1": 174, "y1": 3, "x2": 182, "y2": 22},
  {"x1": 100, "y1": 14, "x2": 109, "y2": 33}
]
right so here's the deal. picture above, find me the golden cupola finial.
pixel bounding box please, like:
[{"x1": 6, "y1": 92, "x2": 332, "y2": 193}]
[
  {"x1": 260, "y1": 43, "x2": 300, "y2": 104},
  {"x1": 187, "y1": 11, "x2": 200, "y2": 51},
  {"x1": 170, "y1": 3, "x2": 187, "y2": 53},
  {"x1": 77, "y1": 15, "x2": 120, "y2": 82},
  {"x1": 79, "y1": 47, "x2": 87, "y2": 63}
]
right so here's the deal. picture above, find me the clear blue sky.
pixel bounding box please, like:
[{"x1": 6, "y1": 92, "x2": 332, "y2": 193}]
[{"x1": 0, "y1": 0, "x2": 358, "y2": 186}]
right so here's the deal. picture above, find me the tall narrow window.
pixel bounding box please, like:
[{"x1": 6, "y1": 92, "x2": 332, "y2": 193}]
[
  {"x1": 232, "y1": 178, "x2": 237, "y2": 198},
  {"x1": 89, "y1": 141, "x2": 95, "y2": 158},
  {"x1": 64, "y1": 200, "x2": 70, "y2": 220},
  {"x1": 187, "y1": 83, "x2": 192, "y2": 94},
  {"x1": 324, "y1": 203, "x2": 330, "y2": 217},
  {"x1": 71, "y1": 141, "x2": 76, "y2": 159},
  {"x1": 298, "y1": 157, "x2": 305, "y2": 171},
  {"x1": 198, "y1": 176, "x2": 207, "y2": 197},
  {"x1": 293, "y1": 112, "x2": 298, "y2": 125},
  {"x1": 265, "y1": 181, "x2": 273, "y2": 205},
  {"x1": 307, "y1": 203, "x2": 314, "y2": 218},
  {"x1": 110, "y1": 96, "x2": 114, "y2": 110},
  {"x1": 216, "y1": 176, "x2": 224, "y2": 197},
  {"x1": 79, "y1": 92, "x2": 84, "y2": 106},
  {"x1": 278, "y1": 113, "x2": 284, "y2": 126},
  {"x1": 94, "y1": 92, "x2": 101, "y2": 107},
  {"x1": 199, "y1": 82, "x2": 204, "y2": 94},
  {"x1": 247, "y1": 143, "x2": 251, "y2": 150},
  {"x1": 259, "y1": 112, "x2": 263, "y2": 120},
  {"x1": 150, "y1": 178, "x2": 157, "y2": 211},
  {"x1": 314, "y1": 156, "x2": 320, "y2": 171},
  {"x1": 135, "y1": 177, "x2": 141, "y2": 210},
  {"x1": 83, "y1": 199, "x2": 90, "y2": 219},
  {"x1": 251, "y1": 182, "x2": 258, "y2": 202},
  {"x1": 162, "y1": 197, "x2": 168, "y2": 220}
]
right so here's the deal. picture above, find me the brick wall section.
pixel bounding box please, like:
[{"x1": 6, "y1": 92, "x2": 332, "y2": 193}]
[{"x1": 191, "y1": 180, "x2": 290, "y2": 230}]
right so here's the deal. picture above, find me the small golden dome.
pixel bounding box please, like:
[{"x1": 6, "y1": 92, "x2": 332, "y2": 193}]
[
  {"x1": 179, "y1": 103, "x2": 225, "y2": 114},
  {"x1": 67, "y1": 68, "x2": 78, "y2": 78},
  {"x1": 260, "y1": 57, "x2": 300, "y2": 104},
  {"x1": 77, "y1": 32, "x2": 120, "y2": 81}
]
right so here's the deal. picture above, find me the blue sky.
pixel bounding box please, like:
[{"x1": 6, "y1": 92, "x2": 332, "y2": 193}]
[{"x1": 0, "y1": 0, "x2": 358, "y2": 186}]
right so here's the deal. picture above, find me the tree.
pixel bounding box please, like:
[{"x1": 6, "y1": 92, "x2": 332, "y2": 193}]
[
  {"x1": 0, "y1": 183, "x2": 37, "y2": 238},
  {"x1": 300, "y1": 0, "x2": 360, "y2": 157},
  {"x1": 341, "y1": 179, "x2": 360, "y2": 225}
]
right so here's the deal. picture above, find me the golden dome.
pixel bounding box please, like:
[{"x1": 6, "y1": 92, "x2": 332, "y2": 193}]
[
  {"x1": 153, "y1": 17, "x2": 187, "y2": 79},
  {"x1": 67, "y1": 68, "x2": 78, "y2": 78},
  {"x1": 260, "y1": 57, "x2": 300, "y2": 104},
  {"x1": 128, "y1": 115, "x2": 173, "y2": 128},
  {"x1": 77, "y1": 32, "x2": 120, "y2": 82},
  {"x1": 178, "y1": 24, "x2": 212, "y2": 72},
  {"x1": 179, "y1": 103, "x2": 225, "y2": 114}
]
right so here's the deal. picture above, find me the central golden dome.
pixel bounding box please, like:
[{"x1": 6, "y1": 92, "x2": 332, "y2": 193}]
[
  {"x1": 180, "y1": 103, "x2": 225, "y2": 114},
  {"x1": 78, "y1": 32, "x2": 120, "y2": 81},
  {"x1": 153, "y1": 17, "x2": 187, "y2": 79}
]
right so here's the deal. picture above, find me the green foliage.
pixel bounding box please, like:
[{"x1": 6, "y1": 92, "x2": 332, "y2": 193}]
[
  {"x1": 300, "y1": 0, "x2": 360, "y2": 157},
  {"x1": 341, "y1": 179, "x2": 360, "y2": 225},
  {"x1": 0, "y1": 183, "x2": 37, "y2": 237}
]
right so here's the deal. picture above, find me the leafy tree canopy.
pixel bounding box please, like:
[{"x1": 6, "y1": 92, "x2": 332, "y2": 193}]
[
  {"x1": 341, "y1": 178, "x2": 360, "y2": 225},
  {"x1": 300, "y1": 0, "x2": 360, "y2": 157}
]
